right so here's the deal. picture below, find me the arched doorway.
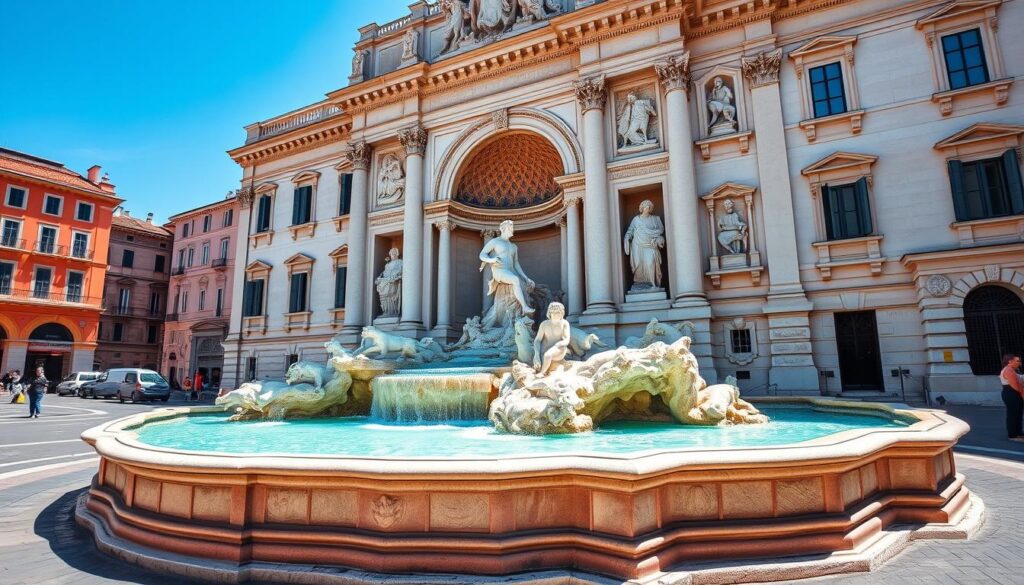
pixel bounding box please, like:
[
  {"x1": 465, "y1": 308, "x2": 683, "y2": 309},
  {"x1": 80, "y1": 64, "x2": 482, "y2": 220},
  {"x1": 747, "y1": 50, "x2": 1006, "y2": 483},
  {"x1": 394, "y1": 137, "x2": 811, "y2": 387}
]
[
  {"x1": 26, "y1": 323, "x2": 74, "y2": 384},
  {"x1": 0, "y1": 325, "x2": 7, "y2": 374},
  {"x1": 964, "y1": 285, "x2": 1024, "y2": 375}
]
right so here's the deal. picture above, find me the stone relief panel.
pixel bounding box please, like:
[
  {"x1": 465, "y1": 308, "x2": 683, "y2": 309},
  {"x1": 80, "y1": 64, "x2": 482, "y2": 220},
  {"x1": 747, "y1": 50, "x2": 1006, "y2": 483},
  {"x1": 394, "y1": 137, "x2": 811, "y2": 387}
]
[
  {"x1": 376, "y1": 153, "x2": 406, "y2": 207},
  {"x1": 436, "y1": 0, "x2": 563, "y2": 58},
  {"x1": 613, "y1": 84, "x2": 660, "y2": 156}
]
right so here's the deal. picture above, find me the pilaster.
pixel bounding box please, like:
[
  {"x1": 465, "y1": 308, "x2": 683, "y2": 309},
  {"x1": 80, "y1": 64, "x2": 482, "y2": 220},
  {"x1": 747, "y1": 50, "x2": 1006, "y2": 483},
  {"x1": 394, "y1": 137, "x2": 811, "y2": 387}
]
[
  {"x1": 398, "y1": 125, "x2": 428, "y2": 334},
  {"x1": 342, "y1": 141, "x2": 373, "y2": 336}
]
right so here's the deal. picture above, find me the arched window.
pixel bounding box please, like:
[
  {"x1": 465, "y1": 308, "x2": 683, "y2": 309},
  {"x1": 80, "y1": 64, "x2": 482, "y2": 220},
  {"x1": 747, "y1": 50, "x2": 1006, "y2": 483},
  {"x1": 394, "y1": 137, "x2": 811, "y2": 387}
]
[
  {"x1": 963, "y1": 285, "x2": 1024, "y2": 375},
  {"x1": 29, "y1": 323, "x2": 73, "y2": 342}
]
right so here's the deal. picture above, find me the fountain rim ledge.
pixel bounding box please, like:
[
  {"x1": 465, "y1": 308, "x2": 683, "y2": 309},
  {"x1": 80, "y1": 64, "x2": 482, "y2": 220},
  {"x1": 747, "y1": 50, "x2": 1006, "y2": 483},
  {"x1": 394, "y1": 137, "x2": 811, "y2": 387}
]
[{"x1": 80, "y1": 397, "x2": 968, "y2": 478}]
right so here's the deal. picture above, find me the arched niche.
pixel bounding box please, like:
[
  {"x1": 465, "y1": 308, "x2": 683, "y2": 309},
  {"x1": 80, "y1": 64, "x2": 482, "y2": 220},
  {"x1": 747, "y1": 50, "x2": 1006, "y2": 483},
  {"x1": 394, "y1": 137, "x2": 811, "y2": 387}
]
[{"x1": 453, "y1": 132, "x2": 563, "y2": 209}]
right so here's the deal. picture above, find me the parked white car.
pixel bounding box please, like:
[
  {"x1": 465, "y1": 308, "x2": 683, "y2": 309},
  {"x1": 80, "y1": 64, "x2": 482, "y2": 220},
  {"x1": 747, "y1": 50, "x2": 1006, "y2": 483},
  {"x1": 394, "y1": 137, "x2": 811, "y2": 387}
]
[{"x1": 56, "y1": 372, "x2": 103, "y2": 396}]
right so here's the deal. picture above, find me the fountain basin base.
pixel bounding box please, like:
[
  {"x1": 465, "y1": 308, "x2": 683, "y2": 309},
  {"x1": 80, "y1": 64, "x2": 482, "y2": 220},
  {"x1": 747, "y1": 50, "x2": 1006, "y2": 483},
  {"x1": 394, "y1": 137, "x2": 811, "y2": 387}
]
[{"x1": 76, "y1": 400, "x2": 979, "y2": 583}]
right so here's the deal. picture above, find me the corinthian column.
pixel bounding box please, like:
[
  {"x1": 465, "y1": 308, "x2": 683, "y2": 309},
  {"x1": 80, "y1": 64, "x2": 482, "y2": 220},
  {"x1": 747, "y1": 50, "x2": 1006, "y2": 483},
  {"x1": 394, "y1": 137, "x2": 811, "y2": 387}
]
[
  {"x1": 434, "y1": 220, "x2": 455, "y2": 331},
  {"x1": 342, "y1": 140, "x2": 372, "y2": 334},
  {"x1": 563, "y1": 196, "x2": 584, "y2": 318},
  {"x1": 655, "y1": 53, "x2": 707, "y2": 308},
  {"x1": 573, "y1": 75, "x2": 614, "y2": 313},
  {"x1": 398, "y1": 124, "x2": 428, "y2": 331}
]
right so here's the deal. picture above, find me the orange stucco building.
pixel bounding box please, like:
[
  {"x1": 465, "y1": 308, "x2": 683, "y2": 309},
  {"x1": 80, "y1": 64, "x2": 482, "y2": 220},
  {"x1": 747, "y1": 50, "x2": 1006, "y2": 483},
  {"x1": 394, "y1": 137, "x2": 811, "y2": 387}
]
[{"x1": 0, "y1": 147, "x2": 121, "y2": 380}]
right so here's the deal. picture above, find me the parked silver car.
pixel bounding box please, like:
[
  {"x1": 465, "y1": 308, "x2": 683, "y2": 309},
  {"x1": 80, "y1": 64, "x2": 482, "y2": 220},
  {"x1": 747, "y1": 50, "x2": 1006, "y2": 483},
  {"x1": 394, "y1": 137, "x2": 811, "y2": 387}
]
[
  {"x1": 56, "y1": 372, "x2": 102, "y2": 396},
  {"x1": 90, "y1": 368, "x2": 171, "y2": 403}
]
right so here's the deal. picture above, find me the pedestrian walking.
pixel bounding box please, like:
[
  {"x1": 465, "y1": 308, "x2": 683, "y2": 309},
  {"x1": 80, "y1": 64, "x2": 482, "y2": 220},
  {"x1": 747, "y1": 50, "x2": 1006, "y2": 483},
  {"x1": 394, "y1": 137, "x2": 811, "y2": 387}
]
[
  {"x1": 26, "y1": 366, "x2": 47, "y2": 418},
  {"x1": 182, "y1": 377, "x2": 193, "y2": 401},
  {"x1": 1000, "y1": 354, "x2": 1024, "y2": 442},
  {"x1": 192, "y1": 370, "x2": 203, "y2": 401},
  {"x1": 8, "y1": 371, "x2": 23, "y2": 404}
]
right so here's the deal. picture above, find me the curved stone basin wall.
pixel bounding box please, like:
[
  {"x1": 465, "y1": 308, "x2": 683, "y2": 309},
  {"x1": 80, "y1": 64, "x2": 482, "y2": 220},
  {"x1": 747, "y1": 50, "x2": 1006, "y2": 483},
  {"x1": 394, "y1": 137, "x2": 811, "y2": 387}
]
[{"x1": 77, "y1": 399, "x2": 975, "y2": 582}]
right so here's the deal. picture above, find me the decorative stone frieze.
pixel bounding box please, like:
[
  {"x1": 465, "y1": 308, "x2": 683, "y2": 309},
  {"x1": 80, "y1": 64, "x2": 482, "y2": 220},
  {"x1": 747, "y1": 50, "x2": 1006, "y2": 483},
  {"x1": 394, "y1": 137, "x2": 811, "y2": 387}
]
[
  {"x1": 655, "y1": 53, "x2": 691, "y2": 93},
  {"x1": 741, "y1": 49, "x2": 783, "y2": 88},
  {"x1": 398, "y1": 124, "x2": 428, "y2": 156},
  {"x1": 492, "y1": 108, "x2": 509, "y2": 130},
  {"x1": 235, "y1": 187, "x2": 255, "y2": 209},
  {"x1": 345, "y1": 141, "x2": 372, "y2": 170},
  {"x1": 573, "y1": 76, "x2": 607, "y2": 112}
]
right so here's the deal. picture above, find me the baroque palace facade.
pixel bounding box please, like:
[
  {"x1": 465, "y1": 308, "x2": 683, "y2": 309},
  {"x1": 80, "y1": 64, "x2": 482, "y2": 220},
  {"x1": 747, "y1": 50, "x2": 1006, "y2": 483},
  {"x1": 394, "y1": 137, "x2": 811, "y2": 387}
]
[{"x1": 224, "y1": 0, "x2": 1023, "y2": 403}]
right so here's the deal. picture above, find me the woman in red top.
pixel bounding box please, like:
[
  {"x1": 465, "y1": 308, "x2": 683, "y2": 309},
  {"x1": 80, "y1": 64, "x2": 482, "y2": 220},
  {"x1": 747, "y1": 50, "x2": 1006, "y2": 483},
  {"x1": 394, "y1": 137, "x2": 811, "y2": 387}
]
[{"x1": 999, "y1": 354, "x2": 1023, "y2": 442}]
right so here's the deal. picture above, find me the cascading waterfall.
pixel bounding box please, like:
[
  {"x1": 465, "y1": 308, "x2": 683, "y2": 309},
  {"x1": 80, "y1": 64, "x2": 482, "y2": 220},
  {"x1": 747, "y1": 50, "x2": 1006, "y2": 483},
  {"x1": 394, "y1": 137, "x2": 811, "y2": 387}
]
[{"x1": 370, "y1": 371, "x2": 494, "y2": 423}]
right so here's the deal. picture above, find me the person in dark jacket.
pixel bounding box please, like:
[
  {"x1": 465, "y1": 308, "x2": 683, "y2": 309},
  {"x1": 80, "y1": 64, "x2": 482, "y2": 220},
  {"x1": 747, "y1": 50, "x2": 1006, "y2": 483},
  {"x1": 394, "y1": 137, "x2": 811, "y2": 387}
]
[{"x1": 26, "y1": 366, "x2": 47, "y2": 418}]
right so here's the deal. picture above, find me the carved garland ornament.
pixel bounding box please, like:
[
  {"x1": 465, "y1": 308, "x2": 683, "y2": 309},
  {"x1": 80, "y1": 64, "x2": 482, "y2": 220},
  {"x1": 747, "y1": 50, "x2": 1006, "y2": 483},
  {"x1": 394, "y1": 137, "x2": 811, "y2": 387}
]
[
  {"x1": 398, "y1": 124, "x2": 428, "y2": 156},
  {"x1": 573, "y1": 76, "x2": 607, "y2": 112},
  {"x1": 741, "y1": 49, "x2": 783, "y2": 88},
  {"x1": 345, "y1": 140, "x2": 372, "y2": 170},
  {"x1": 926, "y1": 275, "x2": 953, "y2": 297},
  {"x1": 655, "y1": 53, "x2": 692, "y2": 93}
]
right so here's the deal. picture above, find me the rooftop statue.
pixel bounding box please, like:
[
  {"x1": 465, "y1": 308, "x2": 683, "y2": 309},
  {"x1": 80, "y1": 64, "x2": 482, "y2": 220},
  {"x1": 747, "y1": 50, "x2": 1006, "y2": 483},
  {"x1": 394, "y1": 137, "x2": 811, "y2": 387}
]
[{"x1": 440, "y1": 0, "x2": 561, "y2": 55}]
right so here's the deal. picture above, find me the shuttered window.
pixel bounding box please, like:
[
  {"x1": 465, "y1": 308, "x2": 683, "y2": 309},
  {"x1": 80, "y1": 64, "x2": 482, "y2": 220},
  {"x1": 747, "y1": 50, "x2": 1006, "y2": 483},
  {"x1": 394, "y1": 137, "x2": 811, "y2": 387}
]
[
  {"x1": 242, "y1": 278, "x2": 265, "y2": 317},
  {"x1": 947, "y1": 150, "x2": 1024, "y2": 221},
  {"x1": 292, "y1": 185, "x2": 313, "y2": 225},
  {"x1": 339, "y1": 174, "x2": 353, "y2": 215},
  {"x1": 255, "y1": 195, "x2": 272, "y2": 233},
  {"x1": 334, "y1": 267, "x2": 347, "y2": 308},
  {"x1": 289, "y1": 272, "x2": 308, "y2": 313},
  {"x1": 821, "y1": 178, "x2": 872, "y2": 240}
]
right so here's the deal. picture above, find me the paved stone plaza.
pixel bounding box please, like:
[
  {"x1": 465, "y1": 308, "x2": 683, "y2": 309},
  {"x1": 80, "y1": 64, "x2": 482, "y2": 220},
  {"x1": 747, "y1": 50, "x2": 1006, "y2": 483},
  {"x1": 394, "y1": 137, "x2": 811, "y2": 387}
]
[{"x1": 0, "y1": 396, "x2": 1021, "y2": 585}]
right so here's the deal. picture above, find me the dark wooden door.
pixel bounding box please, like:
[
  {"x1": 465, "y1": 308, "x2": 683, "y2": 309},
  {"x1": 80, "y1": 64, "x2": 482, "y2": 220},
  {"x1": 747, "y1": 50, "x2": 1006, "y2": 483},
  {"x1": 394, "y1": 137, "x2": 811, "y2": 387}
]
[{"x1": 834, "y1": 311, "x2": 884, "y2": 391}]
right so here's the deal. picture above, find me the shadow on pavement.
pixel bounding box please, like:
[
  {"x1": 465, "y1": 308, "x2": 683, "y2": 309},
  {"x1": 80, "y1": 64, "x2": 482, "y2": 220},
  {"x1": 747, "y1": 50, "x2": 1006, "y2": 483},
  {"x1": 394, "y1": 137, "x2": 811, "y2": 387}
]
[{"x1": 33, "y1": 487, "x2": 207, "y2": 584}]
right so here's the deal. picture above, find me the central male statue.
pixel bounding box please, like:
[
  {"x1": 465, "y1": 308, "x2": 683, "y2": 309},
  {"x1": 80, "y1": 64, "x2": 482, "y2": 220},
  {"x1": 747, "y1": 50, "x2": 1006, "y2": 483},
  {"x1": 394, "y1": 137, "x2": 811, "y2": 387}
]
[{"x1": 479, "y1": 220, "x2": 535, "y2": 326}]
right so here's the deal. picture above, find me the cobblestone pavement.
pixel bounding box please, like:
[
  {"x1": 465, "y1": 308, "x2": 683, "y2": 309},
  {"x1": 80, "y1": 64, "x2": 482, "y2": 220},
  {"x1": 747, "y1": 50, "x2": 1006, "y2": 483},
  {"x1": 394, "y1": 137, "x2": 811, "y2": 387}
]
[{"x1": 0, "y1": 398, "x2": 1022, "y2": 584}]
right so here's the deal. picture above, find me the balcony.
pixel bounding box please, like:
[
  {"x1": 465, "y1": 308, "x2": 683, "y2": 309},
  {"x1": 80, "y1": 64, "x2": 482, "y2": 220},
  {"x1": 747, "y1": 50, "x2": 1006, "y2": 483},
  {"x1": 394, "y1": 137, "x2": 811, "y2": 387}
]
[
  {"x1": 212, "y1": 258, "x2": 229, "y2": 269},
  {"x1": 166, "y1": 313, "x2": 179, "y2": 322},
  {"x1": 245, "y1": 102, "x2": 342, "y2": 144},
  {"x1": 0, "y1": 238, "x2": 26, "y2": 251},
  {"x1": 172, "y1": 266, "x2": 186, "y2": 276},
  {"x1": 0, "y1": 287, "x2": 100, "y2": 306},
  {"x1": 69, "y1": 247, "x2": 95, "y2": 261},
  {"x1": 34, "y1": 241, "x2": 65, "y2": 256}
]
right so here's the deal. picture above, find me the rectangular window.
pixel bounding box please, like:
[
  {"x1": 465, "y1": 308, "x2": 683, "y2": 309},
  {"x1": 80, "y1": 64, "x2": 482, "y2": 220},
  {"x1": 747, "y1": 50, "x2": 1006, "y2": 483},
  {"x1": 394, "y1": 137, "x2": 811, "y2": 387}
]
[
  {"x1": 147, "y1": 325, "x2": 158, "y2": 344},
  {"x1": 1, "y1": 219, "x2": 21, "y2": 248},
  {"x1": 71, "y1": 232, "x2": 89, "y2": 258},
  {"x1": 76, "y1": 201, "x2": 94, "y2": 222},
  {"x1": 38, "y1": 226, "x2": 58, "y2": 254},
  {"x1": 113, "y1": 322, "x2": 124, "y2": 342},
  {"x1": 0, "y1": 262, "x2": 14, "y2": 295},
  {"x1": 292, "y1": 185, "x2": 313, "y2": 225},
  {"x1": 809, "y1": 62, "x2": 847, "y2": 118},
  {"x1": 339, "y1": 174, "x2": 353, "y2": 215},
  {"x1": 198, "y1": 289, "x2": 206, "y2": 311},
  {"x1": 43, "y1": 194, "x2": 62, "y2": 216},
  {"x1": 118, "y1": 288, "x2": 131, "y2": 313},
  {"x1": 177, "y1": 249, "x2": 185, "y2": 270},
  {"x1": 255, "y1": 195, "x2": 272, "y2": 233},
  {"x1": 201, "y1": 243, "x2": 210, "y2": 265},
  {"x1": 186, "y1": 248, "x2": 194, "y2": 267},
  {"x1": 948, "y1": 151, "x2": 1024, "y2": 221},
  {"x1": 154, "y1": 254, "x2": 166, "y2": 273},
  {"x1": 182, "y1": 222, "x2": 190, "y2": 238},
  {"x1": 246, "y1": 357, "x2": 257, "y2": 381},
  {"x1": 5, "y1": 186, "x2": 26, "y2": 208},
  {"x1": 122, "y1": 249, "x2": 135, "y2": 268},
  {"x1": 334, "y1": 267, "x2": 347, "y2": 308},
  {"x1": 730, "y1": 329, "x2": 752, "y2": 354},
  {"x1": 289, "y1": 272, "x2": 308, "y2": 313},
  {"x1": 66, "y1": 271, "x2": 84, "y2": 303},
  {"x1": 203, "y1": 214, "x2": 212, "y2": 232},
  {"x1": 149, "y1": 292, "x2": 161, "y2": 316},
  {"x1": 182, "y1": 290, "x2": 189, "y2": 312},
  {"x1": 219, "y1": 238, "x2": 230, "y2": 261},
  {"x1": 942, "y1": 28, "x2": 989, "y2": 90},
  {"x1": 222, "y1": 209, "x2": 234, "y2": 227},
  {"x1": 33, "y1": 267, "x2": 52, "y2": 299},
  {"x1": 821, "y1": 178, "x2": 872, "y2": 240},
  {"x1": 215, "y1": 288, "x2": 224, "y2": 317},
  {"x1": 243, "y1": 278, "x2": 265, "y2": 317}
]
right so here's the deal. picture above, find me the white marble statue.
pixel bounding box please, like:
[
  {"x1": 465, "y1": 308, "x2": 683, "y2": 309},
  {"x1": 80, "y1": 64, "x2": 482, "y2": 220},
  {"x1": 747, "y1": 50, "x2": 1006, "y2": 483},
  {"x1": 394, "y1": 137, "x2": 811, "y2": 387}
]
[
  {"x1": 706, "y1": 76, "x2": 737, "y2": 134},
  {"x1": 440, "y1": 0, "x2": 560, "y2": 54},
  {"x1": 439, "y1": 0, "x2": 469, "y2": 54},
  {"x1": 568, "y1": 326, "x2": 606, "y2": 357},
  {"x1": 717, "y1": 198, "x2": 748, "y2": 254},
  {"x1": 533, "y1": 302, "x2": 571, "y2": 375},
  {"x1": 375, "y1": 247, "x2": 403, "y2": 317},
  {"x1": 624, "y1": 318, "x2": 695, "y2": 349},
  {"x1": 623, "y1": 200, "x2": 665, "y2": 291},
  {"x1": 352, "y1": 49, "x2": 367, "y2": 77},
  {"x1": 490, "y1": 338, "x2": 768, "y2": 434},
  {"x1": 216, "y1": 360, "x2": 354, "y2": 420},
  {"x1": 352, "y1": 326, "x2": 449, "y2": 363},
  {"x1": 616, "y1": 93, "x2": 657, "y2": 148},
  {"x1": 401, "y1": 29, "x2": 419, "y2": 61},
  {"x1": 479, "y1": 220, "x2": 536, "y2": 327},
  {"x1": 377, "y1": 153, "x2": 405, "y2": 205},
  {"x1": 513, "y1": 316, "x2": 536, "y2": 363}
]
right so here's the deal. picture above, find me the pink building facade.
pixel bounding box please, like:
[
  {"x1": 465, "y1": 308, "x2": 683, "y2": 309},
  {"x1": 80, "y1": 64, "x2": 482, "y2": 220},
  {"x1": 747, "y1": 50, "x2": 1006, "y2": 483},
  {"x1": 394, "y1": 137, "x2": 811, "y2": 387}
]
[{"x1": 162, "y1": 195, "x2": 239, "y2": 389}]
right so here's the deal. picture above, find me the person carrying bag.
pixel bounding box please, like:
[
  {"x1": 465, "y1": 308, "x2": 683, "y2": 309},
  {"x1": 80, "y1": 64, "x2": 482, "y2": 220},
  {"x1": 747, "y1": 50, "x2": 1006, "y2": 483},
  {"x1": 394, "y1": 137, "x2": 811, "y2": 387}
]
[{"x1": 26, "y1": 367, "x2": 47, "y2": 418}]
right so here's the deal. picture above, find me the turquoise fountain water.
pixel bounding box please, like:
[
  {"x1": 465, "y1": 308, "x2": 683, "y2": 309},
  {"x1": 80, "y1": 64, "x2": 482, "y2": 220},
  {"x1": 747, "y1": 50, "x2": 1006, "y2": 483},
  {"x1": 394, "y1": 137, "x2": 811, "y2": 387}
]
[{"x1": 134, "y1": 405, "x2": 910, "y2": 458}]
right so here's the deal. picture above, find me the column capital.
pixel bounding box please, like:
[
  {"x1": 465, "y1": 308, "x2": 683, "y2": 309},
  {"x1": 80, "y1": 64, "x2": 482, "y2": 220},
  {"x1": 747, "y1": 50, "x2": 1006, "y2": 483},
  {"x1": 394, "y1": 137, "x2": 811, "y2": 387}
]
[
  {"x1": 655, "y1": 52, "x2": 692, "y2": 94},
  {"x1": 234, "y1": 187, "x2": 255, "y2": 209},
  {"x1": 563, "y1": 194, "x2": 582, "y2": 210},
  {"x1": 435, "y1": 219, "x2": 457, "y2": 232},
  {"x1": 741, "y1": 49, "x2": 783, "y2": 88},
  {"x1": 398, "y1": 124, "x2": 428, "y2": 156},
  {"x1": 573, "y1": 75, "x2": 607, "y2": 112},
  {"x1": 345, "y1": 140, "x2": 372, "y2": 170}
]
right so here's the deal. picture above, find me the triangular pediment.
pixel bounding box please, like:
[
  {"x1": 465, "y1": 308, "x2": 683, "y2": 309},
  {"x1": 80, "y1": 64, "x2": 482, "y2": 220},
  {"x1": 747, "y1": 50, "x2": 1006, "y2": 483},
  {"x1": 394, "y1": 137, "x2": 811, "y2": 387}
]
[
  {"x1": 934, "y1": 123, "x2": 1024, "y2": 150},
  {"x1": 789, "y1": 36, "x2": 857, "y2": 59},
  {"x1": 291, "y1": 170, "x2": 321, "y2": 184},
  {"x1": 701, "y1": 182, "x2": 756, "y2": 201},
  {"x1": 801, "y1": 152, "x2": 878, "y2": 176},
  {"x1": 917, "y1": 1, "x2": 1001, "y2": 27},
  {"x1": 245, "y1": 259, "x2": 272, "y2": 273},
  {"x1": 253, "y1": 182, "x2": 278, "y2": 195},
  {"x1": 328, "y1": 244, "x2": 349, "y2": 259},
  {"x1": 283, "y1": 252, "x2": 315, "y2": 267}
]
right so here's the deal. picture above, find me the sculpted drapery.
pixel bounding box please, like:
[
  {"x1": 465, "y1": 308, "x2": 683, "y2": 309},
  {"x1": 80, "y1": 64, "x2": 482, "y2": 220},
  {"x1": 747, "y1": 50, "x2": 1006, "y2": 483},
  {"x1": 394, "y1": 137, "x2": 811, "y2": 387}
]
[{"x1": 624, "y1": 200, "x2": 665, "y2": 290}]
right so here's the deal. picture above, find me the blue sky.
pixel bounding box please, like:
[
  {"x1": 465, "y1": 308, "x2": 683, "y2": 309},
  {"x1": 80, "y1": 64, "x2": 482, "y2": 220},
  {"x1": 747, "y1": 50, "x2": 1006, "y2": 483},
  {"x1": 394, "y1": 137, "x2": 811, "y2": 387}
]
[{"x1": 0, "y1": 0, "x2": 409, "y2": 223}]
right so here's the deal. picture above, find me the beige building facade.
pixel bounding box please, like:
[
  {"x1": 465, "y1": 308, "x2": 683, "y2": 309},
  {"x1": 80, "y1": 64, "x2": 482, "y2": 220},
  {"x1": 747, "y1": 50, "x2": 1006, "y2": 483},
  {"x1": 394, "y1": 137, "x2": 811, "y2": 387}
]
[
  {"x1": 224, "y1": 0, "x2": 1024, "y2": 404},
  {"x1": 162, "y1": 196, "x2": 239, "y2": 389}
]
